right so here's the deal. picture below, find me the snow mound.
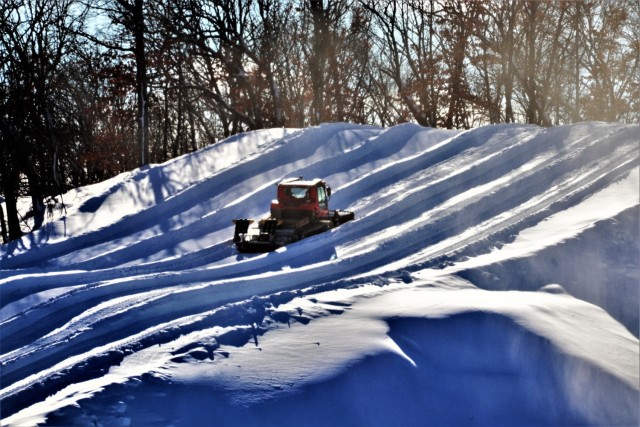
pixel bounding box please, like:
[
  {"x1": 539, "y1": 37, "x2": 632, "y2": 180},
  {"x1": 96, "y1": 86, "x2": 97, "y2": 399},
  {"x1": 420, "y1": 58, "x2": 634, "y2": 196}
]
[{"x1": 1, "y1": 122, "x2": 638, "y2": 426}]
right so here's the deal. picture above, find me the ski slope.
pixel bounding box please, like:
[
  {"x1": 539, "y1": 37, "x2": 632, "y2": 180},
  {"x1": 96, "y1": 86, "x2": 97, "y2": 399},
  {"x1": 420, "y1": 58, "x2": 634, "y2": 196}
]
[{"x1": 1, "y1": 122, "x2": 638, "y2": 426}]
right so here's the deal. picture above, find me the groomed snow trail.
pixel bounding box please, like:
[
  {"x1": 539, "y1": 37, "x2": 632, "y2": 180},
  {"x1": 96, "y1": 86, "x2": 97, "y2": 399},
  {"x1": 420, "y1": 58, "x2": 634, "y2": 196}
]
[{"x1": 1, "y1": 122, "x2": 638, "y2": 424}]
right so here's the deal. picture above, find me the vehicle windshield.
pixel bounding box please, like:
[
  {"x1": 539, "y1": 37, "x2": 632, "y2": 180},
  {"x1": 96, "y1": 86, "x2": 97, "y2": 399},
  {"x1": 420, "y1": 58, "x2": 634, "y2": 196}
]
[{"x1": 286, "y1": 187, "x2": 309, "y2": 199}]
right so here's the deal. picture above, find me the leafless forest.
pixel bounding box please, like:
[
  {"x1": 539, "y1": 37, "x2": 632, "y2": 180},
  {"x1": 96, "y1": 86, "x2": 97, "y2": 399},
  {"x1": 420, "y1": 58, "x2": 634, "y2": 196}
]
[{"x1": 1, "y1": 0, "x2": 639, "y2": 242}]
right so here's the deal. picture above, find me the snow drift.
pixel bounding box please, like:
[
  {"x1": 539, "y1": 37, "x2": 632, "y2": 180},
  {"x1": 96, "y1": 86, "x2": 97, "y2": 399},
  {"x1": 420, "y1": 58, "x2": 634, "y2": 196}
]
[{"x1": 1, "y1": 122, "x2": 638, "y2": 426}]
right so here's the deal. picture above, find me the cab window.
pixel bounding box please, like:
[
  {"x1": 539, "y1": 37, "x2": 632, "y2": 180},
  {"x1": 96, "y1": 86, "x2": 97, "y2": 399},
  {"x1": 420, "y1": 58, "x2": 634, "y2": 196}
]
[
  {"x1": 287, "y1": 187, "x2": 308, "y2": 199},
  {"x1": 317, "y1": 186, "x2": 328, "y2": 209}
]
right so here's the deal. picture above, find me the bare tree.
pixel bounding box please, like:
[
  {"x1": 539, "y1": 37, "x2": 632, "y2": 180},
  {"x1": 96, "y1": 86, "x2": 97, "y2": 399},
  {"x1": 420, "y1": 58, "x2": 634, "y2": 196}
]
[
  {"x1": 362, "y1": 0, "x2": 443, "y2": 127},
  {"x1": 439, "y1": 0, "x2": 484, "y2": 129},
  {"x1": 580, "y1": 1, "x2": 640, "y2": 122},
  {"x1": 117, "y1": 0, "x2": 150, "y2": 166},
  {"x1": 80, "y1": 0, "x2": 150, "y2": 166},
  {"x1": 1, "y1": 0, "x2": 86, "y2": 239}
]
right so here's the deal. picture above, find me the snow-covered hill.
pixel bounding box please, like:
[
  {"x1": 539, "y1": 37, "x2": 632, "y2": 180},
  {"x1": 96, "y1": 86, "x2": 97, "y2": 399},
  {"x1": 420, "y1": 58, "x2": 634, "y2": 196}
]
[{"x1": 1, "y1": 122, "x2": 638, "y2": 426}]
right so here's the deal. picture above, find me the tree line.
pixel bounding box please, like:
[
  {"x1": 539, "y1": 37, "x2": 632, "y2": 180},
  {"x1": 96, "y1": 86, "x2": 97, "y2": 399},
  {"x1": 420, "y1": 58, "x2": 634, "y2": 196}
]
[{"x1": 1, "y1": 0, "x2": 638, "y2": 243}]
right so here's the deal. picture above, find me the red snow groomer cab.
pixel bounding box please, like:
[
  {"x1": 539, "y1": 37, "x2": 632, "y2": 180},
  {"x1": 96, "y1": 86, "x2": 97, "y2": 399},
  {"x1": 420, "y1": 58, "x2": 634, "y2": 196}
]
[{"x1": 233, "y1": 177, "x2": 354, "y2": 253}]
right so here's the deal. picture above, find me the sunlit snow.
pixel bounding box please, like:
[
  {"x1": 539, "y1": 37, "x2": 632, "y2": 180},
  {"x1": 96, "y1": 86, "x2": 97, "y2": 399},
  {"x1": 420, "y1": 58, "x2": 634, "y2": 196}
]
[{"x1": 1, "y1": 122, "x2": 638, "y2": 426}]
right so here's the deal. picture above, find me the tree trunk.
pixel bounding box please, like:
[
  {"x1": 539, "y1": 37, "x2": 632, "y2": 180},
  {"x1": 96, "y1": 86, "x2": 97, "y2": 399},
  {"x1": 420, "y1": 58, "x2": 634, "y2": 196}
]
[
  {"x1": 22, "y1": 155, "x2": 45, "y2": 231},
  {"x1": 3, "y1": 187, "x2": 23, "y2": 242},
  {"x1": 128, "y1": 0, "x2": 149, "y2": 166},
  {"x1": 105, "y1": 0, "x2": 151, "y2": 166},
  {"x1": 0, "y1": 202, "x2": 7, "y2": 244},
  {"x1": 310, "y1": 0, "x2": 328, "y2": 125}
]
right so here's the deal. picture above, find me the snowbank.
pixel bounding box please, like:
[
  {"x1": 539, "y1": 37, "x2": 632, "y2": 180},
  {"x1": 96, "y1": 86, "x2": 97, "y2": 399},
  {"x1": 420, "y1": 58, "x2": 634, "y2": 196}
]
[{"x1": 1, "y1": 122, "x2": 638, "y2": 426}]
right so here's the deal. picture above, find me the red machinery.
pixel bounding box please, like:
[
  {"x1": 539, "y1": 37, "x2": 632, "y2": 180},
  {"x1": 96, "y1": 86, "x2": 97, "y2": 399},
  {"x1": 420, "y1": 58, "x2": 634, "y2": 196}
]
[{"x1": 233, "y1": 177, "x2": 354, "y2": 253}]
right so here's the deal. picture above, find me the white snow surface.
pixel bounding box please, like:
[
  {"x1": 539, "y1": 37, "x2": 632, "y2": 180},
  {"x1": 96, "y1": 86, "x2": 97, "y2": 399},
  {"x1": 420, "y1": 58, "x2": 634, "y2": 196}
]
[{"x1": 1, "y1": 122, "x2": 638, "y2": 426}]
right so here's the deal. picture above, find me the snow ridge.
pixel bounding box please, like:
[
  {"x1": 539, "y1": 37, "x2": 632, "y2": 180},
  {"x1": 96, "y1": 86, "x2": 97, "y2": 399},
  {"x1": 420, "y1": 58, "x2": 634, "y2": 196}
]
[{"x1": 1, "y1": 122, "x2": 638, "y2": 426}]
